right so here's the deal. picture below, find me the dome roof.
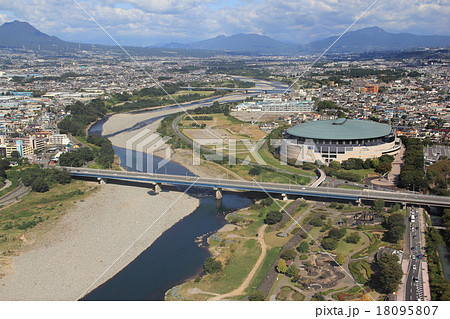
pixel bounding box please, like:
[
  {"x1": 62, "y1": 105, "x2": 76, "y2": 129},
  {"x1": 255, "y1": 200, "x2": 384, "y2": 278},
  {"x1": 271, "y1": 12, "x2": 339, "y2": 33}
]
[{"x1": 286, "y1": 119, "x2": 392, "y2": 140}]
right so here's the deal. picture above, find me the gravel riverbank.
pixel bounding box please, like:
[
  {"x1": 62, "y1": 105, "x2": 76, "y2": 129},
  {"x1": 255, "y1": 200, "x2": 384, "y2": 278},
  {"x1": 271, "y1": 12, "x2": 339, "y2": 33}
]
[{"x1": 0, "y1": 183, "x2": 198, "y2": 300}]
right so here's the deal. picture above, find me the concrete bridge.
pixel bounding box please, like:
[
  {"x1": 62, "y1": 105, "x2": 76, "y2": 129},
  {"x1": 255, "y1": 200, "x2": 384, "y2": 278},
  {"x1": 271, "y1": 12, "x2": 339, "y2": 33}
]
[
  {"x1": 61, "y1": 167, "x2": 450, "y2": 208},
  {"x1": 180, "y1": 87, "x2": 291, "y2": 94}
]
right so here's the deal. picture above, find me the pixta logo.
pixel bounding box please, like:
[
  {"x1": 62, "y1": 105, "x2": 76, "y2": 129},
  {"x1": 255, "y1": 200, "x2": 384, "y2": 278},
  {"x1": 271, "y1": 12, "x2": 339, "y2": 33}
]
[{"x1": 126, "y1": 128, "x2": 171, "y2": 173}]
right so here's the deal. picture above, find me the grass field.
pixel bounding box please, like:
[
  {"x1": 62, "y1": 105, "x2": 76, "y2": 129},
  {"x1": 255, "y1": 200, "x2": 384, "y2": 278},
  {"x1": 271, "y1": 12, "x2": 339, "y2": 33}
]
[
  {"x1": 247, "y1": 247, "x2": 282, "y2": 295},
  {"x1": 333, "y1": 230, "x2": 366, "y2": 255},
  {"x1": 224, "y1": 164, "x2": 310, "y2": 185},
  {"x1": 349, "y1": 260, "x2": 373, "y2": 285},
  {"x1": 258, "y1": 145, "x2": 316, "y2": 177},
  {"x1": 190, "y1": 238, "x2": 262, "y2": 294},
  {"x1": 338, "y1": 168, "x2": 376, "y2": 181},
  {"x1": 337, "y1": 185, "x2": 364, "y2": 190},
  {"x1": 171, "y1": 90, "x2": 217, "y2": 98},
  {"x1": 0, "y1": 181, "x2": 96, "y2": 253}
]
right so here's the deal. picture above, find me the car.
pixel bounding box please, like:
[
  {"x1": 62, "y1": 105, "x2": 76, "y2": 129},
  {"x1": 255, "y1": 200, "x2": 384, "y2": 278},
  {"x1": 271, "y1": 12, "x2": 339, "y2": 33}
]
[
  {"x1": 412, "y1": 255, "x2": 416, "y2": 260},
  {"x1": 412, "y1": 264, "x2": 417, "y2": 270},
  {"x1": 413, "y1": 277, "x2": 419, "y2": 283},
  {"x1": 411, "y1": 246, "x2": 415, "y2": 250},
  {"x1": 417, "y1": 255, "x2": 423, "y2": 259},
  {"x1": 413, "y1": 235, "x2": 417, "y2": 238}
]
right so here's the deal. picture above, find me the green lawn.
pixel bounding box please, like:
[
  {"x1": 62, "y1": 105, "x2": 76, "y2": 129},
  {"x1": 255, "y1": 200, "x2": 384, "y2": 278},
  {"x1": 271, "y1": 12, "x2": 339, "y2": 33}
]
[
  {"x1": 225, "y1": 164, "x2": 310, "y2": 185},
  {"x1": 258, "y1": 146, "x2": 316, "y2": 177},
  {"x1": 195, "y1": 238, "x2": 262, "y2": 294},
  {"x1": 349, "y1": 260, "x2": 373, "y2": 284},
  {"x1": 338, "y1": 168, "x2": 376, "y2": 181},
  {"x1": 247, "y1": 247, "x2": 282, "y2": 294},
  {"x1": 337, "y1": 185, "x2": 364, "y2": 190},
  {"x1": 333, "y1": 230, "x2": 365, "y2": 255}
]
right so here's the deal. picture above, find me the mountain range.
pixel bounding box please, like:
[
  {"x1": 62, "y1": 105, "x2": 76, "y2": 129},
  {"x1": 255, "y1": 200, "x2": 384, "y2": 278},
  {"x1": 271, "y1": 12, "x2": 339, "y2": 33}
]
[{"x1": 1, "y1": 20, "x2": 450, "y2": 55}]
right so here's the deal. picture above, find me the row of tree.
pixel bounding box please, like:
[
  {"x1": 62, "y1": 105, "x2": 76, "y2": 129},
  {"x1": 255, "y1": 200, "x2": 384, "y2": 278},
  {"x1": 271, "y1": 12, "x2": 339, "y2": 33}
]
[
  {"x1": 20, "y1": 167, "x2": 72, "y2": 193},
  {"x1": 398, "y1": 137, "x2": 428, "y2": 191},
  {"x1": 58, "y1": 99, "x2": 108, "y2": 136},
  {"x1": 382, "y1": 213, "x2": 406, "y2": 243},
  {"x1": 87, "y1": 135, "x2": 115, "y2": 169},
  {"x1": 58, "y1": 148, "x2": 94, "y2": 167}
]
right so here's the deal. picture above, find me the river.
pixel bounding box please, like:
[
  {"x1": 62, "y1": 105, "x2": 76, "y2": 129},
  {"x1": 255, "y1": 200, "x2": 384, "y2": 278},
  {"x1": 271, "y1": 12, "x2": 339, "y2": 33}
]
[
  {"x1": 80, "y1": 85, "x2": 275, "y2": 300},
  {"x1": 429, "y1": 208, "x2": 450, "y2": 280}
]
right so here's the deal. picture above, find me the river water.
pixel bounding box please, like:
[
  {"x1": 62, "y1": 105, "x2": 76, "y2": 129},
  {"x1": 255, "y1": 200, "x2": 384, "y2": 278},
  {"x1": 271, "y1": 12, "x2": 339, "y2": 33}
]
[
  {"x1": 429, "y1": 209, "x2": 450, "y2": 280},
  {"x1": 81, "y1": 94, "x2": 255, "y2": 300}
]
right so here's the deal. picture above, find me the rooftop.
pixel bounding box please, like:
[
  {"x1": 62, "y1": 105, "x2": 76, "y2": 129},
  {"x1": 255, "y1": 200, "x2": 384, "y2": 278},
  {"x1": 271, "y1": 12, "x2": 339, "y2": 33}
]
[{"x1": 287, "y1": 119, "x2": 392, "y2": 140}]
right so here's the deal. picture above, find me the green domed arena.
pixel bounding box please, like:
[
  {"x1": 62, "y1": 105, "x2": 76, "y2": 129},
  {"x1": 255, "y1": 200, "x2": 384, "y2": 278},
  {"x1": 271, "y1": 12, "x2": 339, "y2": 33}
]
[{"x1": 280, "y1": 119, "x2": 401, "y2": 164}]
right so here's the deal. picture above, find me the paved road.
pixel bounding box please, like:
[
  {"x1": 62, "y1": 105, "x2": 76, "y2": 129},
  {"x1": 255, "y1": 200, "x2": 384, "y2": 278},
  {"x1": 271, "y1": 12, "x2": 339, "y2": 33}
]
[
  {"x1": 0, "y1": 180, "x2": 31, "y2": 205},
  {"x1": 61, "y1": 167, "x2": 450, "y2": 207},
  {"x1": 405, "y1": 206, "x2": 425, "y2": 301}
]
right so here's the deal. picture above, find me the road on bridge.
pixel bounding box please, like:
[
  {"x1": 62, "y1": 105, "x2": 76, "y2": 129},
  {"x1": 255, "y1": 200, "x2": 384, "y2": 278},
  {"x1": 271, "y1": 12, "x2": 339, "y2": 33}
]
[{"x1": 61, "y1": 167, "x2": 450, "y2": 208}]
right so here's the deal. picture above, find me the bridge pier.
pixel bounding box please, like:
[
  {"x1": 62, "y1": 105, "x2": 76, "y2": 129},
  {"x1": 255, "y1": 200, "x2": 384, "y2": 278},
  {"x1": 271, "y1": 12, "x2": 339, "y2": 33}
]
[
  {"x1": 281, "y1": 193, "x2": 288, "y2": 201},
  {"x1": 357, "y1": 198, "x2": 362, "y2": 207},
  {"x1": 402, "y1": 202, "x2": 407, "y2": 209},
  {"x1": 97, "y1": 177, "x2": 106, "y2": 185},
  {"x1": 214, "y1": 188, "x2": 223, "y2": 200},
  {"x1": 154, "y1": 183, "x2": 162, "y2": 194}
]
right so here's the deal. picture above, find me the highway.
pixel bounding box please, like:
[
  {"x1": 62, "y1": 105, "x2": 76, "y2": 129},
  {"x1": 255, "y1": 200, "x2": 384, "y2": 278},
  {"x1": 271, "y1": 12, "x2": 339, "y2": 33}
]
[
  {"x1": 405, "y1": 206, "x2": 425, "y2": 301},
  {"x1": 61, "y1": 167, "x2": 450, "y2": 207}
]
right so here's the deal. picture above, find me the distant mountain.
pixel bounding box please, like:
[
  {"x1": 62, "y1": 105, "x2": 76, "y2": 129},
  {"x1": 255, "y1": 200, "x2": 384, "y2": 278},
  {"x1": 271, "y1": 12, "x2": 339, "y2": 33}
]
[
  {"x1": 162, "y1": 33, "x2": 301, "y2": 54},
  {"x1": 0, "y1": 20, "x2": 66, "y2": 49},
  {"x1": 1, "y1": 21, "x2": 449, "y2": 55},
  {"x1": 306, "y1": 26, "x2": 450, "y2": 52},
  {"x1": 0, "y1": 21, "x2": 220, "y2": 57}
]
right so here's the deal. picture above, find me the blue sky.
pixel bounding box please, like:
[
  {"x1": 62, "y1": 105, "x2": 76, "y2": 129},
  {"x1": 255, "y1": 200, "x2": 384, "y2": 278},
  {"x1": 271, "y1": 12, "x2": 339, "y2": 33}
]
[{"x1": 0, "y1": 0, "x2": 448, "y2": 46}]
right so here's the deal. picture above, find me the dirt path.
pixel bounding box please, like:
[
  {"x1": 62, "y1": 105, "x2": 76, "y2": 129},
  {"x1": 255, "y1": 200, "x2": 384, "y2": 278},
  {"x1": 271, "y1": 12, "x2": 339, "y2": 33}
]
[{"x1": 208, "y1": 224, "x2": 269, "y2": 301}]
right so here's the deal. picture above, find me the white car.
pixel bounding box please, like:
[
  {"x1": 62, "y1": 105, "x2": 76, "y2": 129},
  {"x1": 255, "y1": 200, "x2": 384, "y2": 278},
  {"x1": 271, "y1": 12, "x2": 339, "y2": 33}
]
[{"x1": 412, "y1": 264, "x2": 416, "y2": 270}]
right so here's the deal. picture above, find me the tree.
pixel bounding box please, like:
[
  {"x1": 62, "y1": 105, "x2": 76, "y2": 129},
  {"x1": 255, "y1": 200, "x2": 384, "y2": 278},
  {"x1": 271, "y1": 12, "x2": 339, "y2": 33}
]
[
  {"x1": 55, "y1": 170, "x2": 72, "y2": 184},
  {"x1": 384, "y1": 213, "x2": 406, "y2": 243},
  {"x1": 373, "y1": 199, "x2": 385, "y2": 212},
  {"x1": 297, "y1": 241, "x2": 309, "y2": 253},
  {"x1": 370, "y1": 254, "x2": 403, "y2": 294},
  {"x1": 31, "y1": 177, "x2": 49, "y2": 193},
  {"x1": 264, "y1": 210, "x2": 283, "y2": 225},
  {"x1": 0, "y1": 159, "x2": 10, "y2": 170},
  {"x1": 328, "y1": 227, "x2": 347, "y2": 240},
  {"x1": 341, "y1": 158, "x2": 364, "y2": 170},
  {"x1": 344, "y1": 232, "x2": 361, "y2": 244},
  {"x1": 375, "y1": 161, "x2": 392, "y2": 175},
  {"x1": 260, "y1": 197, "x2": 273, "y2": 207},
  {"x1": 329, "y1": 161, "x2": 341, "y2": 170},
  {"x1": 322, "y1": 237, "x2": 338, "y2": 250},
  {"x1": 301, "y1": 162, "x2": 316, "y2": 170},
  {"x1": 309, "y1": 216, "x2": 324, "y2": 227},
  {"x1": 204, "y1": 257, "x2": 222, "y2": 274},
  {"x1": 280, "y1": 249, "x2": 297, "y2": 261},
  {"x1": 248, "y1": 290, "x2": 265, "y2": 301},
  {"x1": 276, "y1": 258, "x2": 287, "y2": 273},
  {"x1": 286, "y1": 265, "x2": 299, "y2": 277},
  {"x1": 248, "y1": 167, "x2": 262, "y2": 176},
  {"x1": 10, "y1": 151, "x2": 20, "y2": 159}
]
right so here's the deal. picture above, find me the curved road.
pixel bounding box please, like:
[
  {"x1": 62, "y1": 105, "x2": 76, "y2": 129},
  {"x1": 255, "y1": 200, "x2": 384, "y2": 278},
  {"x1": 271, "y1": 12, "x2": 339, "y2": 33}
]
[{"x1": 0, "y1": 180, "x2": 31, "y2": 205}]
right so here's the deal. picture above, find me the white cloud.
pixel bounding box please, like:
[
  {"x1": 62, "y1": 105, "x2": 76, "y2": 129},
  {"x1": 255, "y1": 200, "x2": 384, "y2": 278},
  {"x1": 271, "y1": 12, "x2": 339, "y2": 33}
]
[{"x1": 0, "y1": 0, "x2": 448, "y2": 45}]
